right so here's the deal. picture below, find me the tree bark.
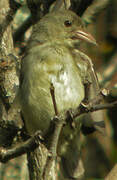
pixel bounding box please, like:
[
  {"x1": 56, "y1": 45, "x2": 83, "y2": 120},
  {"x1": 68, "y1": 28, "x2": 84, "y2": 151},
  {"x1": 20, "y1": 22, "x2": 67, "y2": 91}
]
[{"x1": 0, "y1": 1, "x2": 28, "y2": 180}]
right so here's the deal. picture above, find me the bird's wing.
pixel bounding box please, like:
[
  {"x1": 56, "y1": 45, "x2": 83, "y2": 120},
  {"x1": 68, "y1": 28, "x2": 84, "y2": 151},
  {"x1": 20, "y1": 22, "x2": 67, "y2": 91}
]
[{"x1": 73, "y1": 49, "x2": 105, "y2": 135}]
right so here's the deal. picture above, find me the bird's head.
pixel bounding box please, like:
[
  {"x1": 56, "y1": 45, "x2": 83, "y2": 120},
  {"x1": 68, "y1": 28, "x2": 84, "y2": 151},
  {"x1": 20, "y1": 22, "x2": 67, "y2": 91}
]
[{"x1": 33, "y1": 10, "x2": 97, "y2": 49}]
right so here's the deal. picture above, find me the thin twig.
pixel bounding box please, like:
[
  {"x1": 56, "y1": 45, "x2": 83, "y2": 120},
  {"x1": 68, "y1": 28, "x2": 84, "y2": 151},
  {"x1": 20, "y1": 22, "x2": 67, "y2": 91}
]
[
  {"x1": 0, "y1": 97, "x2": 117, "y2": 164},
  {"x1": 89, "y1": 101, "x2": 117, "y2": 111},
  {"x1": 43, "y1": 84, "x2": 64, "y2": 179},
  {"x1": 73, "y1": 99, "x2": 117, "y2": 119},
  {"x1": 50, "y1": 83, "x2": 58, "y2": 116}
]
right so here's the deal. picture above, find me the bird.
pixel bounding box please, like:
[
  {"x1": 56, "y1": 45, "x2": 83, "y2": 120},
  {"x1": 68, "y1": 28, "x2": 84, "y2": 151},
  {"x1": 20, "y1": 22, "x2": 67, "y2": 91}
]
[{"x1": 19, "y1": 9, "x2": 104, "y2": 179}]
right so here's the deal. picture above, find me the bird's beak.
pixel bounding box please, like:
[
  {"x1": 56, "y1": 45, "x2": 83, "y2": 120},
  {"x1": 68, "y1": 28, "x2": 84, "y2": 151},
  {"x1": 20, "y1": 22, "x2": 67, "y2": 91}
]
[{"x1": 71, "y1": 30, "x2": 98, "y2": 46}]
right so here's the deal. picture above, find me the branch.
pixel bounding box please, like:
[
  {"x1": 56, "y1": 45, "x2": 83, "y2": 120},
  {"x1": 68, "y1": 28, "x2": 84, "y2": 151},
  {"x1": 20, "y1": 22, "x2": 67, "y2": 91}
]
[
  {"x1": 43, "y1": 116, "x2": 64, "y2": 180},
  {"x1": 26, "y1": 0, "x2": 54, "y2": 22},
  {"x1": 13, "y1": 15, "x2": 32, "y2": 43},
  {"x1": 50, "y1": 83, "x2": 58, "y2": 116},
  {"x1": 82, "y1": 0, "x2": 111, "y2": 25},
  {"x1": 0, "y1": 120, "x2": 20, "y2": 147},
  {"x1": 82, "y1": 100, "x2": 117, "y2": 112},
  {"x1": 0, "y1": 0, "x2": 21, "y2": 44},
  {"x1": 73, "y1": 92, "x2": 117, "y2": 119},
  {"x1": 0, "y1": 131, "x2": 42, "y2": 163},
  {"x1": 9, "y1": 0, "x2": 21, "y2": 11},
  {"x1": 0, "y1": 89, "x2": 116, "y2": 163},
  {"x1": 99, "y1": 52, "x2": 117, "y2": 89},
  {"x1": 43, "y1": 84, "x2": 65, "y2": 179},
  {"x1": 0, "y1": 55, "x2": 19, "y2": 109},
  {"x1": 105, "y1": 164, "x2": 117, "y2": 180}
]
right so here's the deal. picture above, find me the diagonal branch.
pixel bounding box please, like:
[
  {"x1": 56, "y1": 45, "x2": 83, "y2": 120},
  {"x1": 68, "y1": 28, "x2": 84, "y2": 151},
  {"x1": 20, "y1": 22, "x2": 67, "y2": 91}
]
[
  {"x1": 99, "y1": 52, "x2": 117, "y2": 89},
  {"x1": 0, "y1": 131, "x2": 42, "y2": 163},
  {"x1": 0, "y1": 0, "x2": 21, "y2": 44},
  {"x1": 82, "y1": 0, "x2": 111, "y2": 26},
  {"x1": 50, "y1": 83, "x2": 58, "y2": 116},
  {"x1": 0, "y1": 98, "x2": 116, "y2": 164},
  {"x1": 105, "y1": 164, "x2": 117, "y2": 180},
  {"x1": 73, "y1": 91, "x2": 117, "y2": 119}
]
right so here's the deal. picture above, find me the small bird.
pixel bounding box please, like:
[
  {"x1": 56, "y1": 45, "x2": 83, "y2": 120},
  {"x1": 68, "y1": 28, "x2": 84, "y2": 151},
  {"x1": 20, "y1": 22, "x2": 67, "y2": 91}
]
[{"x1": 19, "y1": 9, "x2": 104, "y2": 179}]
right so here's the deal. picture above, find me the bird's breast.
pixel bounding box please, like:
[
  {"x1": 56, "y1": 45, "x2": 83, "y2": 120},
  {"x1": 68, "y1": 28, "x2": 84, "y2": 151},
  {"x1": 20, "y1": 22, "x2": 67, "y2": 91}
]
[
  {"x1": 21, "y1": 46, "x2": 85, "y2": 134},
  {"x1": 48, "y1": 65, "x2": 84, "y2": 113}
]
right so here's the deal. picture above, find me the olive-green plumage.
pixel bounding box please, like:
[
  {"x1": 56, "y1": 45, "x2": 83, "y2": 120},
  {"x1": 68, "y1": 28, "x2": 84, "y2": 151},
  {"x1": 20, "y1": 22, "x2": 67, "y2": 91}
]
[
  {"x1": 20, "y1": 10, "x2": 95, "y2": 134},
  {"x1": 19, "y1": 9, "x2": 101, "y2": 178}
]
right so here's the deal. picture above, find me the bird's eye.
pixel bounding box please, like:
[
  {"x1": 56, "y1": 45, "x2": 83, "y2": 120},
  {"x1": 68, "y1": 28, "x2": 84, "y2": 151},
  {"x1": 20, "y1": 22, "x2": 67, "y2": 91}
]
[{"x1": 64, "y1": 20, "x2": 72, "y2": 27}]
